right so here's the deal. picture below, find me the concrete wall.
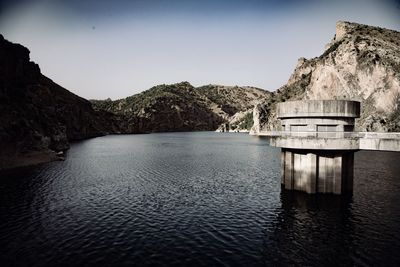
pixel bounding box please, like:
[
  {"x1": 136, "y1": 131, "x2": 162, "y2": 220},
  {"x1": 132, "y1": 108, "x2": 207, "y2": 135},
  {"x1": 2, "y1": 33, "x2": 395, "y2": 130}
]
[
  {"x1": 318, "y1": 155, "x2": 342, "y2": 194},
  {"x1": 281, "y1": 149, "x2": 354, "y2": 194},
  {"x1": 360, "y1": 138, "x2": 400, "y2": 152},
  {"x1": 277, "y1": 100, "x2": 360, "y2": 119},
  {"x1": 281, "y1": 117, "x2": 355, "y2": 132},
  {"x1": 271, "y1": 136, "x2": 360, "y2": 150}
]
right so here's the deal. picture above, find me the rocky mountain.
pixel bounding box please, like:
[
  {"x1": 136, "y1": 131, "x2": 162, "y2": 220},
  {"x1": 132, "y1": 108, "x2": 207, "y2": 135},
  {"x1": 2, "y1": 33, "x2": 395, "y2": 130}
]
[
  {"x1": 2, "y1": 21, "x2": 398, "y2": 169},
  {"x1": 91, "y1": 83, "x2": 270, "y2": 133},
  {"x1": 251, "y1": 21, "x2": 400, "y2": 134},
  {"x1": 0, "y1": 33, "x2": 269, "y2": 169},
  {"x1": 0, "y1": 35, "x2": 123, "y2": 169}
]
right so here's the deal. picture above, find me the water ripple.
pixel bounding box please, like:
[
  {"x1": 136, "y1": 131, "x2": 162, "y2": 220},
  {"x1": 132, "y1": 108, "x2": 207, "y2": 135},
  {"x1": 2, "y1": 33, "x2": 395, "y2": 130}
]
[{"x1": 1, "y1": 133, "x2": 400, "y2": 266}]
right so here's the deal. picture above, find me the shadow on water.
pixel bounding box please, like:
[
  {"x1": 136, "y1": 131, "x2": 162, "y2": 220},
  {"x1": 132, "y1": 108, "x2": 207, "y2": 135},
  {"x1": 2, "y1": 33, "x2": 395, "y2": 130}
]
[{"x1": 261, "y1": 190, "x2": 355, "y2": 266}]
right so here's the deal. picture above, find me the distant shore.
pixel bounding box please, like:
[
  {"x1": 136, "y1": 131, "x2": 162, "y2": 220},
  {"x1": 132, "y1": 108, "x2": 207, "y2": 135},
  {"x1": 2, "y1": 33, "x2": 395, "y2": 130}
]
[
  {"x1": 0, "y1": 150, "x2": 64, "y2": 172},
  {"x1": 0, "y1": 131, "x2": 252, "y2": 172}
]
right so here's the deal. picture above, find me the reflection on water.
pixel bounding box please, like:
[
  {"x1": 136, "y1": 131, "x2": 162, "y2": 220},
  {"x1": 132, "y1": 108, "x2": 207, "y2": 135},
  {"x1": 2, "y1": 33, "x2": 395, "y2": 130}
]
[
  {"x1": 0, "y1": 132, "x2": 400, "y2": 266},
  {"x1": 263, "y1": 191, "x2": 355, "y2": 266}
]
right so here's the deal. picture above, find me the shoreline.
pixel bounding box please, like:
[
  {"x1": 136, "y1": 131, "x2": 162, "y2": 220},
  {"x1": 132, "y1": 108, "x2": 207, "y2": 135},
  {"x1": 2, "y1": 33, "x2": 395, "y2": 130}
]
[
  {"x1": 0, "y1": 150, "x2": 64, "y2": 172},
  {"x1": 0, "y1": 131, "x2": 252, "y2": 172}
]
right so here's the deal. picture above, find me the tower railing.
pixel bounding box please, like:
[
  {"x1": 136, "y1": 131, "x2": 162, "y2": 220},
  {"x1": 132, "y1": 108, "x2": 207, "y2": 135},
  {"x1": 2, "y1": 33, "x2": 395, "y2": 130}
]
[{"x1": 260, "y1": 131, "x2": 400, "y2": 139}]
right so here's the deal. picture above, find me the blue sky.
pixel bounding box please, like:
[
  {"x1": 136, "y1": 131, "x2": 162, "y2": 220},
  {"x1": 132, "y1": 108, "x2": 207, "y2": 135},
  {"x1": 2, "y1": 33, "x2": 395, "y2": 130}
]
[{"x1": 0, "y1": 0, "x2": 399, "y2": 99}]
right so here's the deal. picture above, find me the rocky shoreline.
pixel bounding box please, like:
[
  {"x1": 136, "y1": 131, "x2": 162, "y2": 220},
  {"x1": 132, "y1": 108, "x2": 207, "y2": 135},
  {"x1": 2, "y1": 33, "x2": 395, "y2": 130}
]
[{"x1": 0, "y1": 150, "x2": 63, "y2": 171}]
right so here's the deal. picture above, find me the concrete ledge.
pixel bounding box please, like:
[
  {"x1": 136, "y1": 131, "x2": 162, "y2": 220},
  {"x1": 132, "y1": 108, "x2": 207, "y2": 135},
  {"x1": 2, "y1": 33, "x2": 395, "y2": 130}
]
[
  {"x1": 269, "y1": 136, "x2": 360, "y2": 150},
  {"x1": 359, "y1": 132, "x2": 400, "y2": 139},
  {"x1": 277, "y1": 100, "x2": 360, "y2": 118},
  {"x1": 360, "y1": 138, "x2": 400, "y2": 152}
]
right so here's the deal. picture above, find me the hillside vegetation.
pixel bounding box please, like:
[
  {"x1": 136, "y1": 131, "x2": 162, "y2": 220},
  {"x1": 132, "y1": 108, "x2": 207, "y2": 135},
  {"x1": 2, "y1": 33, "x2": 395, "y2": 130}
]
[{"x1": 92, "y1": 82, "x2": 270, "y2": 133}]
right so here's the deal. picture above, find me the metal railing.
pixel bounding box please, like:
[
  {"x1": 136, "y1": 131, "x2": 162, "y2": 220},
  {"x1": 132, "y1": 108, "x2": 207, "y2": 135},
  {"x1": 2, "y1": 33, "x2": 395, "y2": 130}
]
[{"x1": 260, "y1": 131, "x2": 400, "y2": 139}]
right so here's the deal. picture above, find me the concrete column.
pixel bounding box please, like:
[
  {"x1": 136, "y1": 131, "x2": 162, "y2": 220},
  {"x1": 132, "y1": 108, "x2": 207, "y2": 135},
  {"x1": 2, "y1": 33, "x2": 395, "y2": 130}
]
[
  {"x1": 318, "y1": 155, "x2": 331, "y2": 193},
  {"x1": 292, "y1": 152, "x2": 316, "y2": 193},
  {"x1": 293, "y1": 153, "x2": 302, "y2": 191},
  {"x1": 307, "y1": 153, "x2": 317, "y2": 194},
  {"x1": 317, "y1": 153, "x2": 344, "y2": 194},
  {"x1": 284, "y1": 150, "x2": 293, "y2": 190},
  {"x1": 333, "y1": 156, "x2": 342, "y2": 194},
  {"x1": 280, "y1": 149, "x2": 355, "y2": 195}
]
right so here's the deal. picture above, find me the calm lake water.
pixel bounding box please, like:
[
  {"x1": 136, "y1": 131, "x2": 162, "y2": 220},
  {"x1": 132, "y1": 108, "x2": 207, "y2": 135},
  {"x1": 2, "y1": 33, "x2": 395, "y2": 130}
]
[{"x1": 1, "y1": 132, "x2": 400, "y2": 266}]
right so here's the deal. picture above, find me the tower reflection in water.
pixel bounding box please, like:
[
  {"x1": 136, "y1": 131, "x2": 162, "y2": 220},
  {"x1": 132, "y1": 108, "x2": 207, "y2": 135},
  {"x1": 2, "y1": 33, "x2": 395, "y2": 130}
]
[{"x1": 262, "y1": 191, "x2": 356, "y2": 266}]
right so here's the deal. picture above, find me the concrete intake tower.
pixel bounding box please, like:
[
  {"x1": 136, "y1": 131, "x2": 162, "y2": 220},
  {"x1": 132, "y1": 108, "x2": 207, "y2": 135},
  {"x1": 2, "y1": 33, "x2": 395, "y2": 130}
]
[{"x1": 261, "y1": 100, "x2": 400, "y2": 195}]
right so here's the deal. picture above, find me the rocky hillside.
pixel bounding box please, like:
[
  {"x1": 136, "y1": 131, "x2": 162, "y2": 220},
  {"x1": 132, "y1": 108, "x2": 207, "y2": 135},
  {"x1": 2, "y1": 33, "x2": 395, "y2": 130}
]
[
  {"x1": 92, "y1": 83, "x2": 270, "y2": 133},
  {"x1": 0, "y1": 34, "x2": 270, "y2": 170},
  {"x1": 251, "y1": 21, "x2": 400, "y2": 133},
  {"x1": 0, "y1": 35, "x2": 123, "y2": 169}
]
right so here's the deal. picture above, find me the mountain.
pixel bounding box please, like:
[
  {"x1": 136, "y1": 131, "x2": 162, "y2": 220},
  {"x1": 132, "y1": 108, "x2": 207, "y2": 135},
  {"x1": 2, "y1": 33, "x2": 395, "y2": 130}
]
[
  {"x1": 91, "y1": 83, "x2": 270, "y2": 133},
  {"x1": 251, "y1": 21, "x2": 400, "y2": 134},
  {"x1": 0, "y1": 35, "x2": 123, "y2": 169},
  {"x1": 0, "y1": 34, "x2": 269, "y2": 169}
]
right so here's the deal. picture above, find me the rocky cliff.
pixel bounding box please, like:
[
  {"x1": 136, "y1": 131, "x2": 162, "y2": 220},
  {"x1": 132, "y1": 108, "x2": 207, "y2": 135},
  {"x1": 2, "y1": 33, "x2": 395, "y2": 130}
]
[
  {"x1": 0, "y1": 35, "x2": 123, "y2": 169},
  {"x1": 251, "y1": 21, "x2": 400, "y2": 134},
  {"x1": 92, "y1": 83, "x2": 270, "y2": 133}
]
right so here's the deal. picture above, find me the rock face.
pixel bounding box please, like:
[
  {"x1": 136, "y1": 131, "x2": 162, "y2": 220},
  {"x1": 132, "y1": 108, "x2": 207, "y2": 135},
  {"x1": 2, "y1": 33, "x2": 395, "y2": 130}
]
[
  {"x1": 0, "y1": 35, "x2": 122, "y2": 169},
  {"x1": 250, "y1": 103, "x2": 269, "y2": 134},
  {"x1": 92, "y1": 83, "x2": 270, "y2": 133},
  {"x1": 253, "y1": 21, "x2": 400, "y2": 133}
]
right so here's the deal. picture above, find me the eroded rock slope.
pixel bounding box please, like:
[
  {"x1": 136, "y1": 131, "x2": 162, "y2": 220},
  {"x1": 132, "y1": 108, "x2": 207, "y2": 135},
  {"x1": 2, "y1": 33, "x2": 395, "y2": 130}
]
[{"x1": 251, "y1": 21, "x2": 400, "y2": 133}]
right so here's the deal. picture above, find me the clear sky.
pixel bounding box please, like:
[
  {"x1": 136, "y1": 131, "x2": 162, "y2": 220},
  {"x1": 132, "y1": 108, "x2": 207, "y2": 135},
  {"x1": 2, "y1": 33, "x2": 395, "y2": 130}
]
[{"x1": 0, "y1": 0, "x2": 399, "y2": 100}]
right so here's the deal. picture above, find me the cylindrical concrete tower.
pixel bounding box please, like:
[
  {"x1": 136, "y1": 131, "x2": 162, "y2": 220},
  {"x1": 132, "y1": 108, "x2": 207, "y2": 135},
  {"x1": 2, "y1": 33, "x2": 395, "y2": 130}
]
[{"x1": 270, "y1": 100, "x2": 360, "y2": 194}]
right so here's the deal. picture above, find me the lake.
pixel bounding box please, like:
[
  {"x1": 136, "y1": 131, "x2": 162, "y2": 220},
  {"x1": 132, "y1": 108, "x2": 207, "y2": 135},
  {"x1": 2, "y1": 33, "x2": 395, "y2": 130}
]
[{"x1": 1, "y1": 132, "x2": 400, "y2": 266}]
